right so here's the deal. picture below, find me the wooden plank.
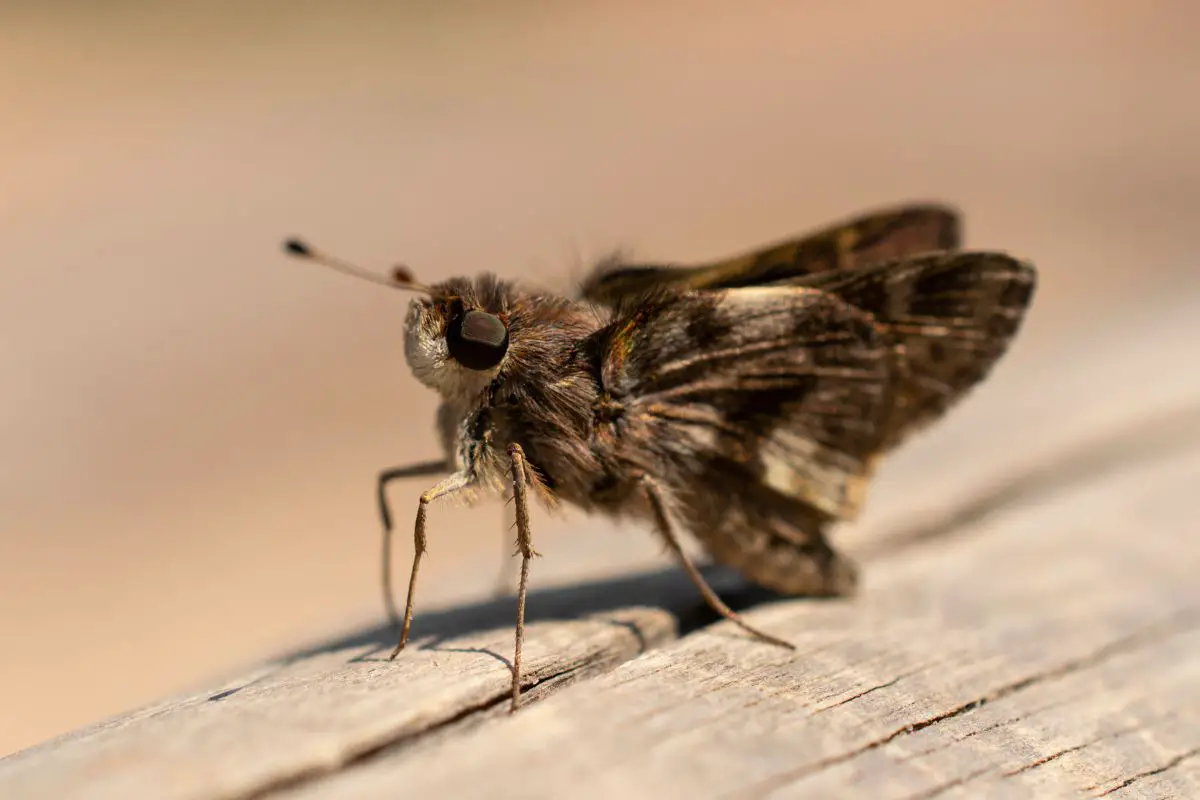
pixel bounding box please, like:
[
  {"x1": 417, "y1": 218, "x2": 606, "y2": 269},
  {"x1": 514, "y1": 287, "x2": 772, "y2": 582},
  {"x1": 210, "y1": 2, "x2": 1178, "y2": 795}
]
[
  {"x1": 281, "y1": 450, "x2": 1200, "y2": 800},
  {"x1": 2, "y1": 290, "x2": 1199, "y2": 799},
  {"x1": 0, "y1": 588, "x2": 689, "y2": 800}
]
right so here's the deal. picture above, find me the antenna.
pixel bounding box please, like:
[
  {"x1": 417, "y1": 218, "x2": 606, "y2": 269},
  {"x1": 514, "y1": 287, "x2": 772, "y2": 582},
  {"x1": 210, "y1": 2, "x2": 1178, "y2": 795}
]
[{"x1": 282, "y1": 237, "x2": 432, "y2": 294}]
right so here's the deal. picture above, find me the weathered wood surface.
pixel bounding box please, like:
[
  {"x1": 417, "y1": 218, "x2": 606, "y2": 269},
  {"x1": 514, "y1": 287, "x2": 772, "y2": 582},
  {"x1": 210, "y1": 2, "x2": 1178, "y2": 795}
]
[{"x1": 3, "y1": 292, "x2": 1200, "y2": 799}]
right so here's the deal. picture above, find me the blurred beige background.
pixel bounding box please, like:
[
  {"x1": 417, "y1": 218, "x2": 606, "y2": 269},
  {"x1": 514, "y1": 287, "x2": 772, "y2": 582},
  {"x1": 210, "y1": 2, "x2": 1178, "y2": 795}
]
[{"x1": 1, "y1": 1, "x2": 1197, "y2": 756}]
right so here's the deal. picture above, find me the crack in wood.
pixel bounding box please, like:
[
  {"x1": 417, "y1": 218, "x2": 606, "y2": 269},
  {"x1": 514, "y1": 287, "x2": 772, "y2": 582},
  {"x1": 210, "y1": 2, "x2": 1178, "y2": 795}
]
[
  {"x1": 900, "y1": 720, "x2": 1170, "y2": 800},
  {"x1": 813, "y1": 675, "x2": 903, "y2": 712},
  {"x1": 1000, "y1": 721, "x2": 1152, "y2": 779},
  {"x1": 810, "y1": 658, "x2": 942, "y2": 713},
  {"x1": 233, "y1": 662, "x2": 585, "y2": 800},
  {"x1": 742, "y1": 611, "x2": 1198, "y2": 798},
  {"x1": 1005, "y1": 738, "x2": 1107, "y2": 778},
  {"x1": 1090, "y1": 745, "x2": 1200, "y2": 797},
  {"x1": 895, "y1": 683, "x2": 1096, "y2": 764}
]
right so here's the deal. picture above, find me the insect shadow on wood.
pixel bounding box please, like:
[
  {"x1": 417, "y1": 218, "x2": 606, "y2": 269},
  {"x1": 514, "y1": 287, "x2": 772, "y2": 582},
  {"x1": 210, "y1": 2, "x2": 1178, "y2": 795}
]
[{"x1": 282, "y1": 202, "x2": 1037, "y2": 712}]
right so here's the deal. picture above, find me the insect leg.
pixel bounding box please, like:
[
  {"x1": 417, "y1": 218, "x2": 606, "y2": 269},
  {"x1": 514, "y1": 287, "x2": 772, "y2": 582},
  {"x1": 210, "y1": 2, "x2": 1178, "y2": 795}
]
[
  {"x1": 639, "y1": 475, "x2": 795, "y2": 651},
  {"x1": 387, "y1": 470, "x2": 472, "y2": 660},
  {"x1": 507, "y1": 442, "x2": 541, "y2": 712},
  {"x1": 377, "y1": 460, "x2": 452, "y2": 631}
]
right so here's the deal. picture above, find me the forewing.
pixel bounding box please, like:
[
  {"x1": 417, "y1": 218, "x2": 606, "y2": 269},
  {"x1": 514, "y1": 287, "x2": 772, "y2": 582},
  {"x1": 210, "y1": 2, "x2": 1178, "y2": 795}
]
[
  {"x1": 801, "y1": 251, "x2": 1037, "y2": 449},
  {"x1": 581, "y1": 203, "x2": 960, "y2": 305},
  {"x1": 599, "y1": 287, "x2": 892, "y2": 519}
]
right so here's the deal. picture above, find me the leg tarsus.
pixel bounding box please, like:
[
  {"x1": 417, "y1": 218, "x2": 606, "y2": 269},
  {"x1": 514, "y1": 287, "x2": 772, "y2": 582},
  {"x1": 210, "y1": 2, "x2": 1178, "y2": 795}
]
[
  {"x1": 507, "y1": 443, "x2": 537, "y2": 712},
  {"x1": 377, "y1": 460, "x2": 450, "y2": 631},
  {"x1": 640, "y1": 475, "x2": 795, "y2": 652},
  {"x1": 387, "y1": 470, "x2": 471, "y2": 660}
]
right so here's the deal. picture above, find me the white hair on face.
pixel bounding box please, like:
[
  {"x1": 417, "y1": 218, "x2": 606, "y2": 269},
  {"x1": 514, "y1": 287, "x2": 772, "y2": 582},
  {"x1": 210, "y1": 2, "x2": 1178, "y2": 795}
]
[{"x1": 403, "y1": 299, "x2": 500, "y2": 399}]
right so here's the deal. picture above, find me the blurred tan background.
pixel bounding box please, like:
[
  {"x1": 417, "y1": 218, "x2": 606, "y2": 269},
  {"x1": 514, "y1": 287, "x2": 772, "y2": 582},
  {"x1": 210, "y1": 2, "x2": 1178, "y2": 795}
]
[{"x1": 1, "y1": 0, "x2": 1197, "y2": 756}]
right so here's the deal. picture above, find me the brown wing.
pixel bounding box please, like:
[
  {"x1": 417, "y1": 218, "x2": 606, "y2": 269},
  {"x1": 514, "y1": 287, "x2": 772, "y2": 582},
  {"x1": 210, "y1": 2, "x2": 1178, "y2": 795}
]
[
  {"x1": 801, "y1": 251, "x2": 1037, "y2": 450},
  {"x1": 597, "y1": 286, "x2": 893, "y2": 520},
  {"x1": 595, "y1": 251, "x2": 1036, "y2": 522},
  {"x1": 581, "y1": 203, "x2": 960, "y2": 305}
]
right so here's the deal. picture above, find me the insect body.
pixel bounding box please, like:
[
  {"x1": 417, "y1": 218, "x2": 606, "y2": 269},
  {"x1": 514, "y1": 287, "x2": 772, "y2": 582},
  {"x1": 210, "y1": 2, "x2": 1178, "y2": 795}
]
[{"x1": 284, "y1": 202, "x2": 1037, "y2": 711}]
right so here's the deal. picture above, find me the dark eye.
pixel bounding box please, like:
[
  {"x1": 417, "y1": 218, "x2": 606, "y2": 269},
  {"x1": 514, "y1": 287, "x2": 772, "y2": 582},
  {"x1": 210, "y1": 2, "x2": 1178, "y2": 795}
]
[{"x1": 446, "y1": 310, "x2": 509, "y2": 370}]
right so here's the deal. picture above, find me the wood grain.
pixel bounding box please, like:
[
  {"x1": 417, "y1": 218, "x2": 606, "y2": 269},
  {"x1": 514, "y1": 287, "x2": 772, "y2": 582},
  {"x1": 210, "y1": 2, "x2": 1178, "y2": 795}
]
[
  {"x1": 2, "y1": 290, "x2": 1199, "y2": 799},
  {"x1": 306, "y1": 449, "x2": 1198, "y2": 799}
]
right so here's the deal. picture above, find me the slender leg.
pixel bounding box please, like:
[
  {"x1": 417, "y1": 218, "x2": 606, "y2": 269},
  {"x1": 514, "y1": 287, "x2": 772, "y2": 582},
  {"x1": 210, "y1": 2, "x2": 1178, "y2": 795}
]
[
  {"x1": 507, "y1": 443, "x2": 540, "y2": 711},
  {"x1": 377, "y1": 460, "x2": 451, "y2": 631},
  {"x1": 639, "y1": 475, "x2": 795, "y2": 651},
  {"x1": 388, "y1": 471, "x2": 472, "y2": 660}
]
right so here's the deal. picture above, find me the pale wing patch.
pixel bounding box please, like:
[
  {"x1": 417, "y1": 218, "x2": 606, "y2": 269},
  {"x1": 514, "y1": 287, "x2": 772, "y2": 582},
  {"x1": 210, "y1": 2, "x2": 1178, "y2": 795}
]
[
  {"x1": 715, "y1": 290, "x2": 889, "y2": 519},
  {"x1": 760, "y1": 428, "x2": 853, "y2": 517},
  {"x1": 624, "y1": 287, "x2": 892, "y2": 522}
]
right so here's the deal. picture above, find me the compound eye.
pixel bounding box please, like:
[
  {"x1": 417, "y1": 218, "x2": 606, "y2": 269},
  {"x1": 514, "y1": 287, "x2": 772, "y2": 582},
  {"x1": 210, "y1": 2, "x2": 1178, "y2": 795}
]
[{"x1": 446, "y1": 309, "x2": 509, "y2": 370}]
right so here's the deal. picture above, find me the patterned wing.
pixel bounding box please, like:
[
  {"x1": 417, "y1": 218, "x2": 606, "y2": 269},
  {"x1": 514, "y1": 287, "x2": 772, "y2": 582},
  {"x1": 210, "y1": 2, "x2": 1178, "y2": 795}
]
[
  {"x1": 597, "y1": 287, "x2": 893, "y2": 520},
  {"x1": 595, "y1": 251, "x2": 1036, "y2": 522},
  {"x1": 581, "y1": 203, "x2": 960, "y2": 305},
  {"x1": 799, "y1": 251, "x2": 1037, "y2": 450}
]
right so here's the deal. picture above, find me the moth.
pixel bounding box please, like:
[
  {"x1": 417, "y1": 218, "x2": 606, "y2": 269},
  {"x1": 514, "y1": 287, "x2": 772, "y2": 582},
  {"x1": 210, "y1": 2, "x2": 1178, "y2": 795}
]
[{"x1": 284, "y1": 202, "x2": 1036, "y2": 711}]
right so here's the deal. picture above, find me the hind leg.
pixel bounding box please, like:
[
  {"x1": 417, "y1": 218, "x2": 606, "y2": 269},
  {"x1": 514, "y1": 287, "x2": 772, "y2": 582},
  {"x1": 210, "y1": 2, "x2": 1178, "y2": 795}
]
[{"x1": 639, "y1": 475, "x2": 796, "y2": 650}]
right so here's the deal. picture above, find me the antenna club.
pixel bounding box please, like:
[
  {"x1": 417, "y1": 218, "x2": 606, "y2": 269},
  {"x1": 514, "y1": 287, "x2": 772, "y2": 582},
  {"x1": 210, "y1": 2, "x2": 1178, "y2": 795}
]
[
  {"x1": 392, "y1": 264, "x2": 416, "y2": 285},
  {"x1": 281, "y1": 235, "x2": 430, "y2": 294},
  {"x1": 283, "y1": 238, "x2": 312, "y2": 258}
]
